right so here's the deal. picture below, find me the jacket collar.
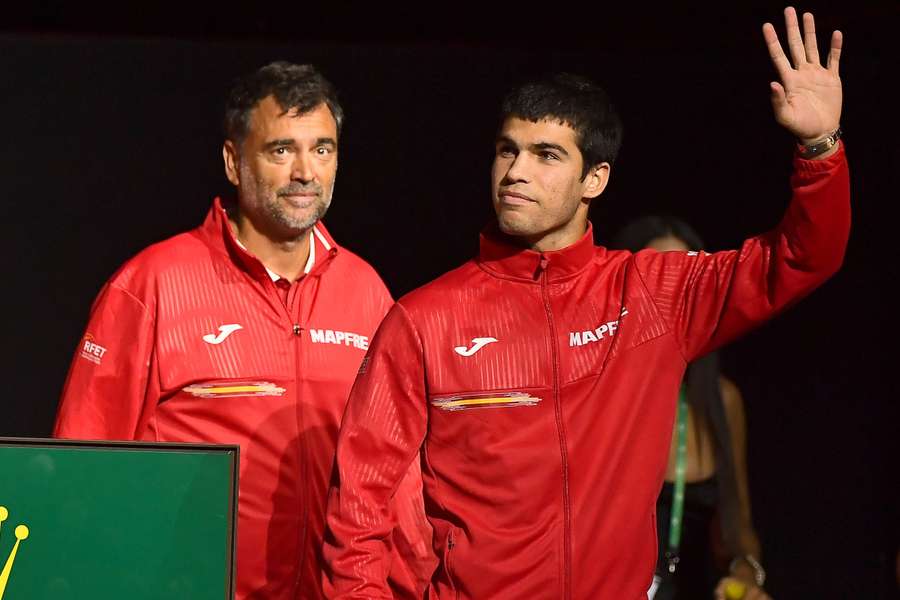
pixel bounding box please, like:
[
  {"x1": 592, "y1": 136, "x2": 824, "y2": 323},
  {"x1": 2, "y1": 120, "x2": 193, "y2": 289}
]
[
  {"x1": 202, "y1": 197, "x2": 339, "y2": 282},
  {"x1": 477, "y1": 221, "x2": 601, "y2": 283}
]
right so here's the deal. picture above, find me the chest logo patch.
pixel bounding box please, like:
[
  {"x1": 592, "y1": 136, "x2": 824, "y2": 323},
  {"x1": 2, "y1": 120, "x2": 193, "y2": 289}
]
[
  {"x1": 202, "y1": 324, "x2": 243, "y2": 345},
  {"x1": 569, "y1": 307, "x2": 628, "y2": 347},
  {"x1": 309, "y1": 329, "x2": 369, "y2": 350},
  {"x1": 453, "y1": 337, "x2": 498, "y2": 357}
]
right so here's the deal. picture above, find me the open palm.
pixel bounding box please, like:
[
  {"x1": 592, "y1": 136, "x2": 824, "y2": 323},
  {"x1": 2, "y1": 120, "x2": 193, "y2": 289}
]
[{"x1": 763, "y1": 7, "x2": 842, "y2": 143}]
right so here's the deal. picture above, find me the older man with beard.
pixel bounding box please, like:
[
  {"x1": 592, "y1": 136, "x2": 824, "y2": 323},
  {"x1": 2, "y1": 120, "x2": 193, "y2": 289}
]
[{"x1": 53, "y1": 62, "x2": 432, "y2": 600}]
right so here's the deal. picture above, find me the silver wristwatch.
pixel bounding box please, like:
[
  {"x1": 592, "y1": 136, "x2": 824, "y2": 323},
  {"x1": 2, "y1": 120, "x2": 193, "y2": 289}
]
[{"x1": 798, "y1": 126, "x2": 842, "y2": 159}]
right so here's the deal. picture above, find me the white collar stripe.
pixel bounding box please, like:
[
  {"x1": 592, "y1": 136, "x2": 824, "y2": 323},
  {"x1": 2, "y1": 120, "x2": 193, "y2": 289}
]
[
  {"x1": 303, "y1": 230, "x2": 316, "y2": 275},
  {"x1": 313, "y1": 225, "x2": 332, "y2": 251}
]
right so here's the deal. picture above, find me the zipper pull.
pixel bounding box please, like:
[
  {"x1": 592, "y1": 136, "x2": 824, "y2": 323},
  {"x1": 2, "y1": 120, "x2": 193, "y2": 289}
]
[{"x1": 292, "y1": 324, "x2": 302, "y2": 336}]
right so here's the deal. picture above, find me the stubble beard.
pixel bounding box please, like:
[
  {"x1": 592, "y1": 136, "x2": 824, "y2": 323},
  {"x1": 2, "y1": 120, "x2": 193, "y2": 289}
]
[
  {"x1": 266, "y1": 184, "x2": 332, "y2": 235},
  {"x1": 241, "y1": 172, "x2": 334, "y2": 241}
]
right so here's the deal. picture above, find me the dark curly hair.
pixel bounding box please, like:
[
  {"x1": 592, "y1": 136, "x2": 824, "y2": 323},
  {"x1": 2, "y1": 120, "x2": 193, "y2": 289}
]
[{"x1": 224, "y1": 61, "x2": 343, "y2": 143}]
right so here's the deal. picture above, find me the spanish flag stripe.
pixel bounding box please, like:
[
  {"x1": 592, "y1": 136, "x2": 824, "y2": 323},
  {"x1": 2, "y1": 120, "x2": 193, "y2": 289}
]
[
  {"x1": 438, "y1": 397, "x2": 534, "y2": 408},
  {"x1": 193, "y1": 385, "x2": 271, "y2": 394}
]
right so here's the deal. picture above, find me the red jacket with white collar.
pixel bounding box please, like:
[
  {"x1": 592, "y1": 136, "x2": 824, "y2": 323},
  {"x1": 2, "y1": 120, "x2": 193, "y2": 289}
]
[
  {"x1": 53, "y1": 199, "x2": 433, "y2": 600},
  {"x1": 323, "y1": 147, "x2": 850, "y2": 599}
]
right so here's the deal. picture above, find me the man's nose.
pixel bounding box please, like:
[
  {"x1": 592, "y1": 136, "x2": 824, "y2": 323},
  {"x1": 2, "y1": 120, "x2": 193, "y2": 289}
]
[
  {"x1": 291, "y1": 153, "x2": 316, "y2": 183},
  {"x1": 504, "y1": 153, "x2": 530, "y2": 183}
]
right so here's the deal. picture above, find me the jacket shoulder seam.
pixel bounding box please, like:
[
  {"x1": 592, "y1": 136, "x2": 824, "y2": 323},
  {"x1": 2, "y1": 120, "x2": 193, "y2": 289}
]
[{"x1": 628, "y1": 257, "x2": 687, "y2": 364}]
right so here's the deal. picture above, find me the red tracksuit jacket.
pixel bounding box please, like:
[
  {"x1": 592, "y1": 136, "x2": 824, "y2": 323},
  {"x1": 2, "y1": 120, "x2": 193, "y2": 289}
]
[
  {"x1": 53, "y1": 199, "x2": 433, "y2": 599},
  {"x1": 323, "y1": 147, "x2": 850, "y2": 599}
]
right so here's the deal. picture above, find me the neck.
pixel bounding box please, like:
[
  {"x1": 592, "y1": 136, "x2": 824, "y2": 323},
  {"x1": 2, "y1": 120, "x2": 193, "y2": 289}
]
[{"x1": 229, "y1": 213, "x2": 313, "y2": 282}]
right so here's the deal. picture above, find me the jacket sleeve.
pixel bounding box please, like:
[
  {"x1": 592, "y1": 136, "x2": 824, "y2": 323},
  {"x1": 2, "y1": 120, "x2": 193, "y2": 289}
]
[
  {"x1": 53, "y1": 281, "x2": 157, "y2": 440},
  {"x1": 386, "y1": 454, "x2": 437, "y2": 599},
  {"x1": 323, "y1": 302, "x2": 430, "y2": 599},
  {"x1": 633, "y1": 145, "x2": 850, "y2": 362},
  {"x1": 368, "y1": 278, "x2": 437, "y2": 598}
]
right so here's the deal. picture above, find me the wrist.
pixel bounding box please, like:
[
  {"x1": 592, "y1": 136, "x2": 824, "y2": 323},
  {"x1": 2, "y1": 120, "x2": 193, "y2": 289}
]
[
  {"x1": 797, "y1": 126, "x2": 842, "y2": 159},
  {"x1": 729, "y1": 554, "x2": 766, "y2": 587}
]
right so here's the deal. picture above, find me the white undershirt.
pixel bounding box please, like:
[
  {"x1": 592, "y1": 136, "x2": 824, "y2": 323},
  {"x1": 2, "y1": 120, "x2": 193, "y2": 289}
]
[{"x1": 234, "y1": 230, "x2": 316, "y2": 282}]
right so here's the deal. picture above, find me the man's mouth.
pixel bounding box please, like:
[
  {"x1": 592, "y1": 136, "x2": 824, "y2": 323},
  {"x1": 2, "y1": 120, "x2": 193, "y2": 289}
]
[
  {"x1": 499, "y1": 190, "x2": 535, "y2": 206},
  {"x1": 280, "y1": 192, "x2": 317, "y2": 207},
  {"x1": 279, "y1": 185, "x2": 318, "y2": 200}
]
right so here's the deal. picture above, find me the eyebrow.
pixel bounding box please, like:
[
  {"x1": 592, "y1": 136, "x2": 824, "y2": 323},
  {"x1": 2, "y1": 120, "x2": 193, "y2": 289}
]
[
  {"x1": 531, "y1": 142, "x2": 569, "y2": 157},
  {"x1": 495, "y1": 135, "x2": 570, "y2": 157},
  {"x1": 263, "y1": 137, "x2": 338, "y2": 150}
]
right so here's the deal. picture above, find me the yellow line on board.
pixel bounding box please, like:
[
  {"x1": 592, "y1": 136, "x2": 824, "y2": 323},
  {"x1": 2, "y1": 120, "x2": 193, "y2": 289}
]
[{"x1": 0, "y1": 525, "x2": 29, "y2": 599}]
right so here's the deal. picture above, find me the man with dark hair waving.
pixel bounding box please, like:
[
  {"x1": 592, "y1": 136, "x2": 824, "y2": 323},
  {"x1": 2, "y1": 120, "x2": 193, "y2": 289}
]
[
  {"x1": 324, "y1": 8, "x2": 846, "y2": 599},
  {"x1": 53, "y1": 62, "x2": 431, "y2": 600}
]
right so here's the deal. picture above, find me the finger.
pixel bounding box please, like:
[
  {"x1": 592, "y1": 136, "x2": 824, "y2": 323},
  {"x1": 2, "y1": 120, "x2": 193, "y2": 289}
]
[
  {"x1": 763, "y1": 22, "x2": 793, "y2": 83},
  {"x1": 802, "y1": 11, "x2": 820, "y2": 63},
  {"x1": 783, "y1": 6, "x2": 807, "y2": 66},
  {"x1": 827, "y1": 29, "x2": 843, "y2": 73}
]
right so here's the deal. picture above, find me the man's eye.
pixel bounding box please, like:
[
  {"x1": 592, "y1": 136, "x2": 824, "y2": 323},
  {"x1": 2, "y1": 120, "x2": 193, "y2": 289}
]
[
  {"x1": 539, "y1": 151, "x2": 559, "y2": 161},
  {"x1": 316, "y1": 146, "x2": 332, "y2": 155},
  {"x1": 273, "y1": 147, "x2": 289, "y2": 155},
  {"x1": 497, "y1": 147, "x2": 516, "y2": 157}
]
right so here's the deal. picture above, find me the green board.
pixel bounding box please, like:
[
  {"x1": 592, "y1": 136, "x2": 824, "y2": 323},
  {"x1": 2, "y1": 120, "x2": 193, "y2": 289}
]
[{"x1": 0, "y1": 438, "x2": 237, "y2": 600}]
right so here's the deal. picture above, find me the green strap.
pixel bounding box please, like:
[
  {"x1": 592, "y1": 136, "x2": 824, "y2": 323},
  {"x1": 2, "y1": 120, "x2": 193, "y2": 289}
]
[{"x1": 668, "y1": 386, "x2": 689, "y2": 552}]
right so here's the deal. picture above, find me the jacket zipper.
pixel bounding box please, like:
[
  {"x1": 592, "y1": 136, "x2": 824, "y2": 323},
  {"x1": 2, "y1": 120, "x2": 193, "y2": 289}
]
[
  {"x1": 285, "y1": 248, "x2": 335, "y2": 593},
  {"x1": 540, "y1": 256, "x2": 571, "y2": 600},
  {"x1": 290, "y1": 285, "x2": 308, "y2": 592}
]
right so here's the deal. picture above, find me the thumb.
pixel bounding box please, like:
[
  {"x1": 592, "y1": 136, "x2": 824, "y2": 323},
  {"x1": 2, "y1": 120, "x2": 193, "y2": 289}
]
[{"x1": 769, "y1": 81, "x2": 788, "y2": 113}]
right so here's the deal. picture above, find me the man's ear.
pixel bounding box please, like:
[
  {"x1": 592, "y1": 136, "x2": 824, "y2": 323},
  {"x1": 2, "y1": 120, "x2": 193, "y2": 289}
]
[
  {"x1": 223, "y1": 140, "x2": 241, "y2": 187},
  {"x1": 582, "y1": 162, "x2": 611, "y2": 199}
]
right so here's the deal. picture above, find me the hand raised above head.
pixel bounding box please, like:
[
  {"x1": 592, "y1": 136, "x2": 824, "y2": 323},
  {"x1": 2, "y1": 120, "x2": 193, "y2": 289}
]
[{"x1": 762, "y1": 6, "x2": 842, "y2": 144}]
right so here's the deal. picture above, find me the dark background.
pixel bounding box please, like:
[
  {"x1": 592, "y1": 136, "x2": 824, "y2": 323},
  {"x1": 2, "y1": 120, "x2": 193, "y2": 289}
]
[{"x1": 2, "y1": 2, "x2": 897, "y2": 598}]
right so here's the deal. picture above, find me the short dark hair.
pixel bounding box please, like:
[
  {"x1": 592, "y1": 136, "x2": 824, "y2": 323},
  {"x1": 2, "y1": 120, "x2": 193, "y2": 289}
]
[
  {"x1": 500, "y1": 73, "x2": 623, "y2": 179},
  {"x1": 223, "y1": 61, "x2": 344, "y2": 143},
  {"x1": 608, "y1": 215, "x2": 706, "y2": 252}
]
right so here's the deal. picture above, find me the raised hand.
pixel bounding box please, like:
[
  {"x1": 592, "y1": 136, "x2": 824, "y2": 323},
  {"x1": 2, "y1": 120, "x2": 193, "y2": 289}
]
[{"x1": 763, "y1": 7, "x2": 842, "y2": 144}]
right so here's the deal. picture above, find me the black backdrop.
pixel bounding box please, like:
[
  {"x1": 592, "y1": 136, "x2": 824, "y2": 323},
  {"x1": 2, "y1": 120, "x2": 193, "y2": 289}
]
[{"x1": 1, "y1": 3, "x2": 897, "y2": 598}]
